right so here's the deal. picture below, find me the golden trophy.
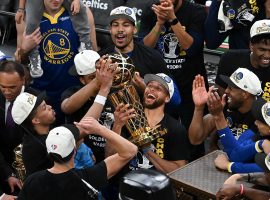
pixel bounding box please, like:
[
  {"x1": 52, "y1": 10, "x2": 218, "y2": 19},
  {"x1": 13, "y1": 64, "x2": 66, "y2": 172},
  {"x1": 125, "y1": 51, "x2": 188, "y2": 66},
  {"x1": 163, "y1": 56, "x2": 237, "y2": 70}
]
[
  {"x1": 106, "y1": 53, "x2": 167, "y2": 147},
  {"x1": 12, "y1": 144, "x2": 26, "y2": 182}
]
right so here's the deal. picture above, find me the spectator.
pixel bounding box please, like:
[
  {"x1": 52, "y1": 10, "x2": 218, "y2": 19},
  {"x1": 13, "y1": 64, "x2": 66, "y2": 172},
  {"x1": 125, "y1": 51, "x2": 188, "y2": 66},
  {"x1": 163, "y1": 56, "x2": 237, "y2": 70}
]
[
  {"x1": 11, "y1": 58, "x2": 116, "y2": 177},
  {"x1": 19, "y1": 0, "x2": 96, "y2": 125},
  {"x1": 139, "y1": 0, "x2": 207, "y2": 160},
  {"x1": 17, "y1": 119, "x2": 137, "y2": 200},
  {"x1": 190, "y1": 68, "x2": 266, "y2": 173},
  {"x1": 17, "y1": 0, "x2": 96, "y2": 78},
  {"x1": 61, "y1": 50, "x2": 115, "y2": 162},
  {"x1": 215, "y1": 19, "x2": 270, "y2": 100},
  {"x1": 105, "y1": 73, "x2": 190, "y2": 199},
  {"x1": 0, "y1": 61, "x2": 36, "y2": 194},
  {"x1": 216, "y1": 152, "x2": 270, "y2": 200},
  {"x1": 98, "y1": 6, "x2": 171, "y2": 88},
  {"x1": 139, "y1": 0, "x2": 206, "y2": 127},
  {"x1": 205, "y1": 0, "x2": 266, "y2": 49}
]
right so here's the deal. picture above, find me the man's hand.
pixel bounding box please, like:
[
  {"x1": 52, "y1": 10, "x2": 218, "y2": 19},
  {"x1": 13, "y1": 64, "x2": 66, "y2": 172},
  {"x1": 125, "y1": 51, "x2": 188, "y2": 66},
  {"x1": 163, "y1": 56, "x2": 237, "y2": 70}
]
[
  {"x1": 114, "y1": 103, "x2": 136, "y2": 129},
  {"x1": 15, "y1": 9, "x2": 25, "y2": 24},
  {"x1": 0, "y1": 193, "x2": 17, "y2": 200},
  {"x1": 75, "y1": 117, "x2": 102, "y2": 134},
  {"x1": 214, "y1": 153, "x2": 230, "y2": 171},
  {"x1": 216, "y1": 184, "x2": 241, "y2": 200},
  {"x1": 95, "y1": 57, "x2": 118, "y2": 92},
  {"x1": 192, "y1": 75, "x2": 208, "y2": 108},
  {"x1": 132, "y1": 72, "x2": 146, "y2": 93},
  {"x1": 224, "y1": 174, "x2": 242, "y2": 185},
  {"x1": 7, "y1": 176, "x2": 22, "y2": 193},
  {"x1": 262, "y1": 139, "x2": 270, "y2": 154},
  {"x1": 207, "y1": 87, "x2": 226, "y2": 117},
  {"x1": 21, "y1": 28, "x2": 42, "y2": 53},
  {"x1": 71, "y1": 0, "x2": 80, "y2": 15},
  {"x1": 152, "y1": 0, "x2": 171, "y2": 25}
]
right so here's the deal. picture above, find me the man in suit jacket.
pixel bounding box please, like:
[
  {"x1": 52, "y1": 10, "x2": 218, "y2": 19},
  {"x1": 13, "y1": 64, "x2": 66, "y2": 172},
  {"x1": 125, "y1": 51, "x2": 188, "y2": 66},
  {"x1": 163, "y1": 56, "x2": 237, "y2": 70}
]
[{"x1": 0, "y1": 60, "x2": 36, "y2": 194}]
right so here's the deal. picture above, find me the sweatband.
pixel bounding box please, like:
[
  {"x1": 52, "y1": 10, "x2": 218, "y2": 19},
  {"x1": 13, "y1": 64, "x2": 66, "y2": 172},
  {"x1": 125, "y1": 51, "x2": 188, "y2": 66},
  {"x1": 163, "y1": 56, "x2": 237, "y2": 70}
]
[{"x1": 94, "y1": 95, "x2": 107, "y2": 105}]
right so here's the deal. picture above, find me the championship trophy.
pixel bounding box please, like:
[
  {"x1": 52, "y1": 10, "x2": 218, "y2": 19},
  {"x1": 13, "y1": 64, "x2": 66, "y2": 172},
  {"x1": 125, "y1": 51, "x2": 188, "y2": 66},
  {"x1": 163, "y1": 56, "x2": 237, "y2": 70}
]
[
  {"x1": 106, "y1": 53, "x2": 167, "y2": 147},
  {"x1": 12, "y1": 144, "x2": 26, "y2": 182}
]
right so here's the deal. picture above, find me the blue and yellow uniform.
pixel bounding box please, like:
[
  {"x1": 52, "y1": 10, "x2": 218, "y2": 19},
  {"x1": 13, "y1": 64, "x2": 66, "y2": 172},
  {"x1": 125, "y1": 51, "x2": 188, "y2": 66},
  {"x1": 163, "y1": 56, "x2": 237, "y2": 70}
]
[{"x1": 31, "y1": 7, "x2": 80, "y2": 124}]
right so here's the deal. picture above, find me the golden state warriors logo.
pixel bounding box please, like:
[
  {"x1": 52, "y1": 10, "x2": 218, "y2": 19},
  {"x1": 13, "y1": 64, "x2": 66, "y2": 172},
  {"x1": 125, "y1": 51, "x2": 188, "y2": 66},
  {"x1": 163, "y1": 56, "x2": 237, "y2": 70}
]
[{"x1": 42, "y1": 29, "x2": 74, "y2": 64}]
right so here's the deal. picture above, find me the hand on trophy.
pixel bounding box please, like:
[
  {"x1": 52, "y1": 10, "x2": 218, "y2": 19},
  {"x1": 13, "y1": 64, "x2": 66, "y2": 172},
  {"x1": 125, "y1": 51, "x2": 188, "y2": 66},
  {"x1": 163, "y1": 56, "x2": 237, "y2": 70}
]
[
  {"x1": 7, "y1": 176, "x2": 22, "y2": 193},
  {"x1": 132, "y1": 72, "x2": 146, "y2": 93},
  {"x1": 113, "y1": 103, "x2": 136, "y2": 131},
  {"x1": 95, "y1": 56, "x2": 119, "y2": 92}
]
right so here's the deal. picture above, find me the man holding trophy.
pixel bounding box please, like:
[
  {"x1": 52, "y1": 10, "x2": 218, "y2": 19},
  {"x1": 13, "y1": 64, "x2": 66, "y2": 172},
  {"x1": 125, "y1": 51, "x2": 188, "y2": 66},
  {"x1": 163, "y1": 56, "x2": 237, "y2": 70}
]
[{"x1": 109, "y1": 72, "x2": 190, "y2": 173}]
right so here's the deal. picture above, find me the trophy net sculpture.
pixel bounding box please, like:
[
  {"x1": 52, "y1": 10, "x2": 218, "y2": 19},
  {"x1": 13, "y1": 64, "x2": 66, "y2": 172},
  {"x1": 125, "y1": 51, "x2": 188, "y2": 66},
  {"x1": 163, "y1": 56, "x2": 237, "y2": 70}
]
[{"x1": 106, "y1": 52, "x2": 167, "y2": 147}]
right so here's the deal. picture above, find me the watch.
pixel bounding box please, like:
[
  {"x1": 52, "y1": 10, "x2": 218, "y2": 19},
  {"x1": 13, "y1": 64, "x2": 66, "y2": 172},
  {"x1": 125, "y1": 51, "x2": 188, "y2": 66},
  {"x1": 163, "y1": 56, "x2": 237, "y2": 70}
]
[{"x1": 169, "y1": 18, "x2": 179, "y2": 26}]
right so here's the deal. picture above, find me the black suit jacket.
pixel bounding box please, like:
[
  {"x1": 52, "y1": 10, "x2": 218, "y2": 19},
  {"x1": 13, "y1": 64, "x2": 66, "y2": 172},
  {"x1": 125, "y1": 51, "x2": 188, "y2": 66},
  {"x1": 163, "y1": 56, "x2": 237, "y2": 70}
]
[{"x1": 0, "y1": 87, "x2": 37, "y2": 180}]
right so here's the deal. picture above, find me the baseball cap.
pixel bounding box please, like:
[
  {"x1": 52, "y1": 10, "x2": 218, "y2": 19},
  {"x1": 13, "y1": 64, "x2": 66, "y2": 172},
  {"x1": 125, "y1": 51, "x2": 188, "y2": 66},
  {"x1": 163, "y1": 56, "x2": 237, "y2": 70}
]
[
  {"x1": 46, "y1": 124, "x2": 80, "y2": 159},
  {"x1": 0, "y1": 50, "x2": 12, "y2": 61},
  {"x1": 219, "y1": 68, "x2": 263, "y2": 96},
  {"x1": 252, "y1": 97, "x2": 270, "y2": 126},
  {"x1": 144, "y1": 73, "x2": 175, "y2": 100},
  {"x1": 250, "y1": 19, "x2": 270, "y2": 39},
  {"x1": 109, "y1": 6, "x2": 136, "y2": 25},
  {"x1": 12, "y1": 92, "x2": 46, "y2": 125},
  {"x1": 255, "y1": 152, "x2": 270, "y2": 172},
  {"x1": 69, "y1": 50, "x2": 100, "y2": 76},
  {"x1": 119, "y1": 169, "x2": 176, "y2": 200}
]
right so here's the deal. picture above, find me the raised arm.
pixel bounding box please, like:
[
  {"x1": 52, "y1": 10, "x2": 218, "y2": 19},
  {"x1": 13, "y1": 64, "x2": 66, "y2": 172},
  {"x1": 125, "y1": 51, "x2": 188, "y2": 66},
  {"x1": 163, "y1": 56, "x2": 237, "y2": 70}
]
[
  {"x1": 75, "y1": 117, "x2": 138, "y2": 179},
  {"x1": 189, "y1": 75, "x2": 215, "y2": 145},
  {"x1": 82, "y1": 58, "x2": 117, "y2": 120}
]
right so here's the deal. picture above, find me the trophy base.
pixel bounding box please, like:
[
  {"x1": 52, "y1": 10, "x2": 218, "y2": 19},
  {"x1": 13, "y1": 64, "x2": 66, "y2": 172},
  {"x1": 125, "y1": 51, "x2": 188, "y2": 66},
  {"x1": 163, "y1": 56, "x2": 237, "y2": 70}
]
[{"x1": 129, "y1": 129, "x2": 167, "y2": 147}]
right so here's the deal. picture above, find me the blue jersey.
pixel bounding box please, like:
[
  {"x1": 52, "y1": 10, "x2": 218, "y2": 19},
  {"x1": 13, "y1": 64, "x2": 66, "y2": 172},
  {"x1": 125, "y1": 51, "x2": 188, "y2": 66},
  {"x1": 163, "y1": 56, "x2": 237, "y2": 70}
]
[{"x1": 33, "y1": 7, "x2": 80, "y2": 94}]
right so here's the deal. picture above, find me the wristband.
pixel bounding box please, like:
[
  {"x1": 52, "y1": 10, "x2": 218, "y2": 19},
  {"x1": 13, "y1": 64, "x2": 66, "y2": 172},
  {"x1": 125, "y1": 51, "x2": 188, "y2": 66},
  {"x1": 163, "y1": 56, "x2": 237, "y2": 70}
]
[
  {"x1": 240, "y1": 184, "x2": 244, "y2": 195},
  {"x1": 169, "y1": 18, "x2": 179, "y2": 26},
  {"x1": 255, "y1": 140, "x2": 264, "y2": 153},
  {"x1": 227, "y1": 162, "x2": 234, "y2": 173},
  {"x1": 94, "y1": 95, "x2": 107, "y2": 105}
]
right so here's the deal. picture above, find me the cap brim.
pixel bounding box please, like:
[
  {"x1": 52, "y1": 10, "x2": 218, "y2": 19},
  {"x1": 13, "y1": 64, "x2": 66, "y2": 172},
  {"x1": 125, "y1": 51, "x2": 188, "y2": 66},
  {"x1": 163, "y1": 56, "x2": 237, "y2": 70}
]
[
  {"x1": 33, "y1": 91, "x2": 47, "y2": 110},
  {"x1": 144, "y1": 74, "x2": 169, "y2": 93},
  {"x1": 61, "y1": 124, "x2": 80, "y2": 142},
  {"x1": 255, "y1": 153, "x2": 270, "y2": 172},
  {"x1": 252, "y1": 97, "x2": 267, "y2": 124},
  {"x1": 0, "y1": 55, "x2": 12, "y2": 61},
  {"x1": 109, "y1": 14, "x2": 135, "y2": 25},
  {"x1": 68, "y1": 65, "x2": 79, "y2": 76},
  {"x1": 219, "y1": 74, "x2": 240, "y2": 89}
]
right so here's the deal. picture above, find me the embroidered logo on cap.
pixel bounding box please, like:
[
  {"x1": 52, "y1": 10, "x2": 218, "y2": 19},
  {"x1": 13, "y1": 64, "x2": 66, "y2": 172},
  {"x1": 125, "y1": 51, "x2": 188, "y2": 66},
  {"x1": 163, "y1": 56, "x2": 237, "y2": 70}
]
[{"x1": 256, "y1": 22, "x2": 270, "y2": 34}]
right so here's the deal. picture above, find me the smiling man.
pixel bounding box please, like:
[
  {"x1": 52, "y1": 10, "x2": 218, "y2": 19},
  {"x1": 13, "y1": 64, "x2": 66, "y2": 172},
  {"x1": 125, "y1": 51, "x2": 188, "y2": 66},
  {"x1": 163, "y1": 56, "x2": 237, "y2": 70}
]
[
  {"x1": 215, "y1": 19, "x2": 270, "y2": 103},
  {"x1": 98, "y1": 6, "x2": 170, "y2": 79},
  {"x1": 189, "y1": 69, "x2": 265, "y2": 173}
]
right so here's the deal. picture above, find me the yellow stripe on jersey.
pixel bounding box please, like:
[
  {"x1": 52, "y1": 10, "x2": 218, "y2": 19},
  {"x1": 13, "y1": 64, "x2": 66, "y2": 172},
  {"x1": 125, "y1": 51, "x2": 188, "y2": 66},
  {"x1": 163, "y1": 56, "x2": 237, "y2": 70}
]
[{"x1": 43, "y1": 7, "x2": 65, "y2": 24}]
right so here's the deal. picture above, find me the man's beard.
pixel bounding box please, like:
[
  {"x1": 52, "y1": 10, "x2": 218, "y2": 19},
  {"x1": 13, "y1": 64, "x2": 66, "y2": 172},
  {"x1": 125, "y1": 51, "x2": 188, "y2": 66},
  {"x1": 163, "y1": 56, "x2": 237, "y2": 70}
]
[
  {"x1": 227, "y1": 100, "x2": 242, "y2": 112},
  {"x1": 143, "y1": 98, "x2": 164, "y2": 109}
]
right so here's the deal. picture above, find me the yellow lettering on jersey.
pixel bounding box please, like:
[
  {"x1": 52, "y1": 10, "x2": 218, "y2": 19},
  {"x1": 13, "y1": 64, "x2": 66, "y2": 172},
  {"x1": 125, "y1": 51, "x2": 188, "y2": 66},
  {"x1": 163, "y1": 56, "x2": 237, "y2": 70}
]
[
  {"x1": 156, "y1": 138, "x2": 164, "y2": 159},
  {"x1": 242, "y1": 124, "x2": 248, "y2": 130},
  {"x1": 263, "y1": 82, "x2": 270, "y2": 102},
  {"x1": 249, "y1": 0, "x2": 259, "y2": 14}
]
